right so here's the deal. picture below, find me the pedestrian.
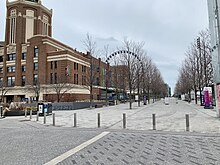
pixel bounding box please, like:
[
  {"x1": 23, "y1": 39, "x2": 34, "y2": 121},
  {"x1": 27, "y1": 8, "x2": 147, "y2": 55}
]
[
  {"x1": 2, "y1": 105, "x2": 10, "y2": 117},
  {"x1": 188, "y1": 98, "x2": 191, "y2": 103}
]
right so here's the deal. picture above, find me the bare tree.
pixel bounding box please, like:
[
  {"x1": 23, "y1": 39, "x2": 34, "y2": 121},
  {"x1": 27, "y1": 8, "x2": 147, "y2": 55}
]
[
  {"x1": 0, "y1": 80, "x2": 9, "y2": 103},
  {"x1": 120, "y1": 38, "x2": 145, "y2": 109},
  {"x1": 175, "y1": 29, "x2": 213, "y2": 104},
  {"x1": 51, "y1": 76, "x2": 73, "y2": 102},
  {"x1": 111, "y1": 58, "x2": 128, "y2": 104},
  {"x1": 142, "y1": 56, "x2": 153, "y2": 103},
  {"x1": 150, "y1": 65, "x2": 166, "y2": 100},
  {"x1": 26, "y1": 80, "x2": 41, "y2": 102},
  {"x1": 82, "y1": 33, "x2": 98, "y2": 108}
]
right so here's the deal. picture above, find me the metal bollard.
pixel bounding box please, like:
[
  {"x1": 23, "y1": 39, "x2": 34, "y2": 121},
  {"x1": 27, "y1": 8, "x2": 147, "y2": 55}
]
[
  {"x1": 73, "y1": 113, "x2": 77, "y2": 127},
  {"x1": 36, "y1": 112, "x2": 39, "y2": 121},
  {"x1": 44, "y1": 112, "x2": 46, "y2": 124},
  {"x1": 52, "y1": 113, "x2": 55, "y2": 126},
  {"x1": 30, "y1": 110, "x2": 32, "y2": 120},
  {"x1": 186, "y1": 114, "x2": 190, "y2": 132},
  {"x1": 152, "y1": 114, "x2": 156, "y2": 130},
  {"x1": 123, "y1": 113, "x2": 126, "y2": 129},
  {"x1": 0, "y1": 107, "x2": 2, "y2": 117},
  {"x1": 25, "y1": 109, "x2": 27, "y2": 118},
  {"x1": 98, "y1": 113, "x2": 100, "y2": 128}
]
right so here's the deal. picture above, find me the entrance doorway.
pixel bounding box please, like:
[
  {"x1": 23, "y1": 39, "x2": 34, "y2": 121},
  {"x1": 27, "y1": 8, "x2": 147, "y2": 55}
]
[{"x1": 6, "y1": 95, "x2": 14, "y2": 103}]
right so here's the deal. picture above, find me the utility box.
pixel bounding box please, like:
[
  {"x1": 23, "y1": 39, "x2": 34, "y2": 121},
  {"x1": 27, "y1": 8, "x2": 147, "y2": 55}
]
[{"x1": 38, "y1": 102, "x2": 52, "y2": 115}]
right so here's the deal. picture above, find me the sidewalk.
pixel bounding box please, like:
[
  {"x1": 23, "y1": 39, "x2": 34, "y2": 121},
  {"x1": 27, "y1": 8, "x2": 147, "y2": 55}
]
[{"x1": 19, "y1": 99, "x2": 220, "y2": 133}]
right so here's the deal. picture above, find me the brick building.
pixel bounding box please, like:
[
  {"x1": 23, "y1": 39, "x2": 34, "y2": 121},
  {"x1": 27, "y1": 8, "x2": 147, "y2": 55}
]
[{"x1": 0, "y1": 0, "x2": 109, "y2": 103}]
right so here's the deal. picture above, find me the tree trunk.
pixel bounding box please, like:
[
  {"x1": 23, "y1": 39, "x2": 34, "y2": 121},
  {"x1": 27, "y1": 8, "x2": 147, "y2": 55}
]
[{"x1": 90, "y1": 86, "x2": 93, "y2": 109}]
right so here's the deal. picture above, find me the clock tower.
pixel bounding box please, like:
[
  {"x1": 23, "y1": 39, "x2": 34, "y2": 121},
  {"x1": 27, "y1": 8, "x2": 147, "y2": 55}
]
[
  {"x1": 3, "y1": 0, "x2": 53, "y2": 87},
  {"x1": 5, "y1": 0, "x2": 52, "y2": 45}
]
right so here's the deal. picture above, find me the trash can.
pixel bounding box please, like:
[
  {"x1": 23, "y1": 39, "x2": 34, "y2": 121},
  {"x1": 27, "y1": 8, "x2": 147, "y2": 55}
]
[{"x1": 38, "y1": 102, "x2": 52, "y2": 115}]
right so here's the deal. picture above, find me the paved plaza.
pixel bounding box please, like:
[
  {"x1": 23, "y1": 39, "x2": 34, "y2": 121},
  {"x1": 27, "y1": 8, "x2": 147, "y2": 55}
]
[
  {"x1": 58, "y1": 131, "x2": 220, "y2": 165},
  {"x1": 35, "y1": 99, "x2": 220, "y2": 133},
  {"x1": 1, "y1": 99, "x2": 220, "y2": 164}
]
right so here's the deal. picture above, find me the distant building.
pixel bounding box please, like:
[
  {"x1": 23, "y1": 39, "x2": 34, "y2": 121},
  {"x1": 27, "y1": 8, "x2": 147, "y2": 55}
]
[
  {"x1": 207, "y1": 0, "x2": 220, "y2": 116},
  {"x1": 164, "y1": 83, "x2": 171, "y2": 97},
  {"x1": 207, "y1": 0, "x2": 220, "y2": 83},
  {"x1": 0, "y1": 0, "x2": 110, "y2": 102}
]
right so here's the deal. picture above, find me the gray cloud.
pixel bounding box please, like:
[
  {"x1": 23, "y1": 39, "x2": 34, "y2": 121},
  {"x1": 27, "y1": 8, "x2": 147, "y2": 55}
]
[{"x1": 0, "y1": 0, "x2": 209, "y2": 93}]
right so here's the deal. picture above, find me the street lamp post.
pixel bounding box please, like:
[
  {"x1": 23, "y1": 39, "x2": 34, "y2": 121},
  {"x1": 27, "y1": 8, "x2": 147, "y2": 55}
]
[
  {"x1": 105, "y1": 63, "x2": 109, "y2": 106},
  {"x1": 137, "y1": 67, "x2": 140, "y2": 107},
  {"x1": 197, "y1": 37, "x2": 203, "y2": 106},
  {"x1": 90, "y1": 54, "x2": 93, "y2": 109}
]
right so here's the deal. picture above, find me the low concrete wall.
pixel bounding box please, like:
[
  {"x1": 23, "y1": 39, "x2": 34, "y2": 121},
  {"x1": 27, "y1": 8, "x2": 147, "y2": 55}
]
[{"x1": 52, "y1": 102, "x2": 106, "y2": 111}]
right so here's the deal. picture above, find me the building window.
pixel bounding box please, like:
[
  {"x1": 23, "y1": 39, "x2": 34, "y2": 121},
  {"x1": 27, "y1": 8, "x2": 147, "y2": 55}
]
[
  {"x1": 22, "y1": 53, "x2": 26, "y2": 60},
  {"x1": 54, "y1": 73, "x2": 57, "y2": 84},
  {"x1": 34, "y1": 63, "x2": 38, "y2": 70},
  {"x1": 97, "y1": 67, "x2": 100, "y2": 73},
  {"x1": 33, "y1": 74, "x2": 38, "y2": 84},
  {"x1": 0, "y1": 78, "x2": 3, "y2": 84},
  {"x1": 0, "y1": 56, "x2": 3, "y2": 62},
  {"x1": 0, "y1": 68, "x2": 3, "y2": 73},
  {"x1": 34, "y1": 47, "x2": 38, "y2": 58},
  {"x1": 22, "y1": 65, "x2": 26, "y2": 72},
  {"x1": 82, "y1": 75, "x2": 86, "y2": 85},
  {"x1": 7, "y1": 66, "x2": 15, "y2": 73},
  {"x1": 42, "y1": 15, "x2": 49, "y2": 35},
  {"x1": 25, "y1": 10, "x2": 34, "y2": 42},
  {"x1": 74, "y1": 74, "x2": 78, "y2": 84},
  {"x1": 10, "y1": 9, "x2": 16, "y2": 44},
  {"x1": 74, "y1": 62, "x2": 78, "y2": 70},
  {"x1": 50, "y1": 73, "x2": 53, "y2": 84},
  {"x1": 50, "y1": 61, "x2": 53, "y2": 69},
  {"x1": 96, "y1": 77, "x2": 100, "y2": 86},
  {"x1": 8, "y1": 53, "x2": 16, "y2": 61},
  {"x1": 7, "y1": 76, "x2": 15, "y2": 87},
  {"x1": 54, "y1": 61, "x2": 57, "y2": 69},
  {"x1": 82, "y1": 65, "x2": 86, "y2": 72},
  {"x1": 22, "y1": 76, "x2": 25, "y2": 86}
]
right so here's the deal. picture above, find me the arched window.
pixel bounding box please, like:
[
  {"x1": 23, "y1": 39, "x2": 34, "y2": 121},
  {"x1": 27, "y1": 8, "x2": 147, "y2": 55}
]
[
  {"x1": 42, "y1": 15, "x2": 49, "y2": 35},
  {"x1": 9, "y1": 9, "x2": 16, "y2": 44},
  {"x1": 25, "y1": 10, "x2": 34, "y2": 42}
]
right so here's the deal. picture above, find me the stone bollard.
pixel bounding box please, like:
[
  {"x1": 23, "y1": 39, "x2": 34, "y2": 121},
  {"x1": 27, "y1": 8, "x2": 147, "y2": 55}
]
[
  {"x1": 97, "y1": 113, "x2": 100, "y2": 128},
  {"x1": 44, "y1": 112, "x2": 46, "y2": 124},
  {"x1": 152, "y1": 114, "x2": 156, "y2": 130},
  {"x1": 123, "y1": 113, "x2": 126, "y2": 129},
  {"x1": 186, "y1": 114, "x2": 190, "y2": 132},
  {"x1": 36, "y1": 112, "x2": 39, "y2": 121},
  {"x1": 52, "y1": 113, "x2": 55, "y2": 126},
  {"x1": 73, "y1": 113, "x2": 77, "y2": 127}
]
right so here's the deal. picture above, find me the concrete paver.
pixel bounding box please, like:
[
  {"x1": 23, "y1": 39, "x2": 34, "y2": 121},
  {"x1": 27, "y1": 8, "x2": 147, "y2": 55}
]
[
  {"x1": 58, "y1": 131, "x2": 220, "y2": 165},
  {"x1": 1, "y1": 99, "x2": 220, "y2": 165},
  {"x1": 0, "y1": 122, "x2": 102, "y2": 165},
  {"x1": 33, "y1": 99, "x2": 220, "y2": 133}
]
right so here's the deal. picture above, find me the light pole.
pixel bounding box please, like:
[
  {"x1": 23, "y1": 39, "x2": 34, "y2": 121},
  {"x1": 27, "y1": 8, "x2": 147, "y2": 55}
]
[
  {"x1": 89, "y1": 53, "x2": 93, "y2": 109},
  {"x1": 105, "y1": 63, "x2": 109, "y2": 106},
  {"x1": 197, "y1": 37, "x2": 203, "y2": 106}
]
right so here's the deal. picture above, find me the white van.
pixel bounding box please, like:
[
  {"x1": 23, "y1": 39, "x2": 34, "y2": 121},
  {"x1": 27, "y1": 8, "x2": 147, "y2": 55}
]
[{"x1": 164, "y1": 97, "x2": 169, "y2": 105}]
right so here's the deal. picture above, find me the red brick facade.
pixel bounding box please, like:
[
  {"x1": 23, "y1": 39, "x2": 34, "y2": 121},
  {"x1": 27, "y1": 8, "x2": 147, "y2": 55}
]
[{"x1": 0, "y1": 0, "x2": 109, "y2": 103}]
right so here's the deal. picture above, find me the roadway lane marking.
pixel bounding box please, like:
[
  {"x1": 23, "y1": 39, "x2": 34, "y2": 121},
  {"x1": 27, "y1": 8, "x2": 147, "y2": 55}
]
[{"x1": 44, "y1": 131, "x2": 110, "y2": 165}]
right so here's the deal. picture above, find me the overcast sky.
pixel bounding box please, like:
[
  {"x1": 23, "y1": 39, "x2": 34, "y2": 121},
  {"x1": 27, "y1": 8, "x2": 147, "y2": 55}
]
[{"x1": 0, "y1": 0, "x2": 209, "y2": 93}]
